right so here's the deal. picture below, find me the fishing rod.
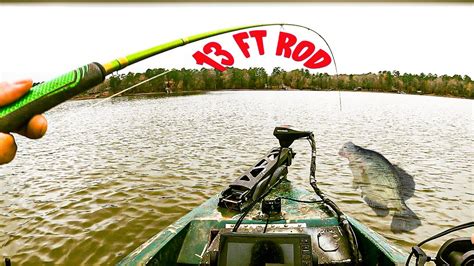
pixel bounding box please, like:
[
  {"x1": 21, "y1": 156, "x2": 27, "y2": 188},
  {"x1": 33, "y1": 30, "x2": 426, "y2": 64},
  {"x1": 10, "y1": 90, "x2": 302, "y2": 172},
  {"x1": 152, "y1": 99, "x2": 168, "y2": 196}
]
[{"x1": 0, "y1": 23, "x2": 338, "y2": 133}]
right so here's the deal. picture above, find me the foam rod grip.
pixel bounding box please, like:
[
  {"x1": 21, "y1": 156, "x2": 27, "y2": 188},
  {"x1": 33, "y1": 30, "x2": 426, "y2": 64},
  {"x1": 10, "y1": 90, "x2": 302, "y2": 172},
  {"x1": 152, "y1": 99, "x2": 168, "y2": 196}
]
[{"x1": 0, "y1": 62, "x2": 105, "y2": 133}]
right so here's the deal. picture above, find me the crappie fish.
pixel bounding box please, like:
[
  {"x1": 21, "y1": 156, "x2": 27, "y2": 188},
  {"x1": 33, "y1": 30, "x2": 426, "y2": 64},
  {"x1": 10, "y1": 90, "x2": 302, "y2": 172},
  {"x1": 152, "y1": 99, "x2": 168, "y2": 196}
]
[{"x1": 339, "y1": 142, "x2": 421, "y2": 233}]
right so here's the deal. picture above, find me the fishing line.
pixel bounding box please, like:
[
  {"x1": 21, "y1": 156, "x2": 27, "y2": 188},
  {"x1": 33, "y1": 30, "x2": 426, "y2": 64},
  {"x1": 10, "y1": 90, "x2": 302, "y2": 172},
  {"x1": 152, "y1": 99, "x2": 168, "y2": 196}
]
[
  {"x1": 50, "y1": 70, "x2": 171, "y2": 131},
  {"x1": 292, "y1": 24, "x2": 341, "y2": 111},
  {"x1": 279, "y1": 24, "x2": 341, "y2": 111},
  {"x1": 91, "y1": 70, "x2": 171, "y2": 107}
]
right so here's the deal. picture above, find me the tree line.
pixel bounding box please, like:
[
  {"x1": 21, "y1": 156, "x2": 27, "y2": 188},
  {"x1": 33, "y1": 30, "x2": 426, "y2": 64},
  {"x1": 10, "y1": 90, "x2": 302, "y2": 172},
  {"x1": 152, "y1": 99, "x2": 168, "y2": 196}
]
[{"x1": 78, "y1": 68, "x2": 473, "y2": 99}]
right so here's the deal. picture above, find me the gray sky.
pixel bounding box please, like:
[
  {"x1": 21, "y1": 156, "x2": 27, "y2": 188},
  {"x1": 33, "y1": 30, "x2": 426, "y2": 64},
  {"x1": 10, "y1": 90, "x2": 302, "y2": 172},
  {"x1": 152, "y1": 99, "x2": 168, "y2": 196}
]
[{"x1": 0, "y1": 3, "x2": 472, "y2": 82}]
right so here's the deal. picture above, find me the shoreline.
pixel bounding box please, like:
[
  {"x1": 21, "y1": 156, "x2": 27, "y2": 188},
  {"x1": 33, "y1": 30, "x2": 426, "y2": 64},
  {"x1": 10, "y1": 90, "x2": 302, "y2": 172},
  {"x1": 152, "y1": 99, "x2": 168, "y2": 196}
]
[
  {"x1": 72, "y1": 88, "x2": 471, "y2": 101},
  {"x1": 73, "y1": 90, "x2": 207, "y2": 101}
]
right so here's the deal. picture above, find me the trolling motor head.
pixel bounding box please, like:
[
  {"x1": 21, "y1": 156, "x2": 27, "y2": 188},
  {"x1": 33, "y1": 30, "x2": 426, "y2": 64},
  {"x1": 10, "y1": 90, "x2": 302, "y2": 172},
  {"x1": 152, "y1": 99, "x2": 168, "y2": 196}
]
[{"x1": 273, "y1": 125, "x2": 313, "y2": 148}]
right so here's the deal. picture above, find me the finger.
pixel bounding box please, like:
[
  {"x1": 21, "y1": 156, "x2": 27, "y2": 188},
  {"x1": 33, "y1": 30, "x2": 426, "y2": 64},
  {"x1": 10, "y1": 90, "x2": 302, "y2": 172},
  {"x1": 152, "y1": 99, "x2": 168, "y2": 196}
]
[
  {"x1": 0, "y1": 133, "x2": 17, "y2": 165},
  {"x1": 15, "y1": 114, "x2": 48, "y2": 139},
  {"x1": 0, "y1": 79, "x2": 33, "y2": 107},
  {"x1": 471, "y1": 233, "x2": 474, "y2": 245}
]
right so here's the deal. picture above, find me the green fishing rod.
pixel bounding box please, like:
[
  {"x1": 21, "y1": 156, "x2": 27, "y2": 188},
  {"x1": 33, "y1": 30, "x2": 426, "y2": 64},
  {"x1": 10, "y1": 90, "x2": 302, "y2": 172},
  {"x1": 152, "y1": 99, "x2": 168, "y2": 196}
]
[{"x1": 0, "y1": 23, "x2": 337, "y2": 133}]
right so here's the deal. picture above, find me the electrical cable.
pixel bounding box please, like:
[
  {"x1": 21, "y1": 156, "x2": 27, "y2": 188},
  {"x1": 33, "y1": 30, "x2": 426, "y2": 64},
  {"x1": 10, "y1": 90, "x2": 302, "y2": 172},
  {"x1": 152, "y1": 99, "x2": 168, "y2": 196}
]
[
  {"x1": 307, "y1": 134, "x2": 360, "y2": 264},
  {"x1": 233, "y1": 148, "x2": 283, "y2": 232},
  {"x1": 278, "y1": 196, "x2": 323, "y2": 204},
  {"x1": 263, "y1": 216, "x2": 270, "y2": 233},
  {"x1": 406, "y1": 221, "x2": 474, "y2": 265}
]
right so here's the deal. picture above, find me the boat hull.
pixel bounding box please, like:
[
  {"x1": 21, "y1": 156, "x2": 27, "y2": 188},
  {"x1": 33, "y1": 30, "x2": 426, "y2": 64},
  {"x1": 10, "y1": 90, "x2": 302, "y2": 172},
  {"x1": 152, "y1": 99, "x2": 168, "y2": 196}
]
[{"x1": 118, "y1": 181, "x2": 407, "y2": 265}]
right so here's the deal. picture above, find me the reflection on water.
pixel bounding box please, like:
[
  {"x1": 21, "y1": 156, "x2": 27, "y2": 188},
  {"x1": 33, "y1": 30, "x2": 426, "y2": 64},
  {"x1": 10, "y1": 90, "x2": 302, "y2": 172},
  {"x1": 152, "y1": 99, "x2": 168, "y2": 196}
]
[
  {"x1": 339, "y1": 141, "x2": 421, "y2": 233},
  {"x1": 0, "y1": 91, "x2": 472, "y2": 264}
]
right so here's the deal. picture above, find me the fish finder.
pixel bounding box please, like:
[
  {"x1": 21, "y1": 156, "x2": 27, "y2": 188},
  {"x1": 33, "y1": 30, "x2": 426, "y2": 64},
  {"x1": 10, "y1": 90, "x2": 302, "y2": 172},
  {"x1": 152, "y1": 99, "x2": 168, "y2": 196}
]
[{"x1": 217, "y1": 233, "x2": 313, "y2": 266}]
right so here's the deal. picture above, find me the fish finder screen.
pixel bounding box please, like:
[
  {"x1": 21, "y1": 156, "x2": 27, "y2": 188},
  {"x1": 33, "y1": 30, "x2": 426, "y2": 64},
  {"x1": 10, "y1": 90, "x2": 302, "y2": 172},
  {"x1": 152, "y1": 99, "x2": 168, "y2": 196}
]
[
  {"x1": 225, "y1": 242, "x2": 294, "y2": 266},
  {"x1": 218, "y1": 233, "x2": 310, "y2": 266}
]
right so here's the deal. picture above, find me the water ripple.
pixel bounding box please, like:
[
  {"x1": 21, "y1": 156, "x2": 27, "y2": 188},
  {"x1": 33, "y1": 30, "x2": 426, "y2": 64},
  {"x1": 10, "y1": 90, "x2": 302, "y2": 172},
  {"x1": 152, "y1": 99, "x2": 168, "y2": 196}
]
[{"x1": 0, "y1": 91, "x2": 472, "y2": 264}]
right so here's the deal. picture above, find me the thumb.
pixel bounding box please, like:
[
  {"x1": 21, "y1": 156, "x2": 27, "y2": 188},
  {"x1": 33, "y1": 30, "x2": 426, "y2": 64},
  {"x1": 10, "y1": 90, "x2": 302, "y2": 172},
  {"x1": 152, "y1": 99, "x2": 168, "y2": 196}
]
[{"x1": 0, "y1": 79, "x2": 33, "y2": 107}]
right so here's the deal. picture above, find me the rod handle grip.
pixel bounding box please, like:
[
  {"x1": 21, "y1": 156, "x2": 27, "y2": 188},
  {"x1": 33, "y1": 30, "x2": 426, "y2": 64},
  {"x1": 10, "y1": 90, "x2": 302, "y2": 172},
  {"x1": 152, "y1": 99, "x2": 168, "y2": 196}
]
[{"x1": 0, "y1": 62, "x2": 105, "y2": 132}]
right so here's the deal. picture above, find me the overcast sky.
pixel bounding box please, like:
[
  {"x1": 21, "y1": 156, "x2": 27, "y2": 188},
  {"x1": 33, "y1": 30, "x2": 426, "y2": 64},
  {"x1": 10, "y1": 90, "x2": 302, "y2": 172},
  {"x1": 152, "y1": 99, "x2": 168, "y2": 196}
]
[{"x1": 0, "y1": 3, "x2": 472, "y2": 82}]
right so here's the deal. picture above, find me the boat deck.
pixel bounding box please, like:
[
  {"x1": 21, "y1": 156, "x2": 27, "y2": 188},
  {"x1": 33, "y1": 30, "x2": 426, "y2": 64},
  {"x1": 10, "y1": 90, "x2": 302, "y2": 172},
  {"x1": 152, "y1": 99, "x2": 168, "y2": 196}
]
[{"x1": 119, "y1": 181, "x2": 407, "y2": 265}]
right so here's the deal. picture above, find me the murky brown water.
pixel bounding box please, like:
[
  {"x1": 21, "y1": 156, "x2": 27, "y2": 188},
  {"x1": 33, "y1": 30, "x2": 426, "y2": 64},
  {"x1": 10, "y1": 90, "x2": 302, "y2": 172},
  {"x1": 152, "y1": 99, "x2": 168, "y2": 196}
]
[{"x1": 1, "y1": 91, "x2": 472, "y2": 265}]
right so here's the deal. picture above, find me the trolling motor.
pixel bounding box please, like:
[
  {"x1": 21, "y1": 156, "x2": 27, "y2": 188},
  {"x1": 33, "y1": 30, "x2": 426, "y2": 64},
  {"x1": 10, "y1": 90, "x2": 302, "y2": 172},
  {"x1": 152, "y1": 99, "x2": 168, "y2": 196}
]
[
  {"x1": 207, "y1": 126, "x2": 363, "y2": 266},
  {"x1": 221, "y1": 125, "x2": 360, "y2": 263},
  {"x1": 218, "y1": 126, "x2": 311, "y2": 212}
]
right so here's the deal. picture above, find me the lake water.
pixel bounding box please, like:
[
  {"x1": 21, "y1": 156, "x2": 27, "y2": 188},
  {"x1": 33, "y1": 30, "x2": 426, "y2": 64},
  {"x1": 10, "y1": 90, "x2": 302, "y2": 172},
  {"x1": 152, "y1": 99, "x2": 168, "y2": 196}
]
[{"x1": 0, "y1": 91, "x2": 472, "y2": 264}]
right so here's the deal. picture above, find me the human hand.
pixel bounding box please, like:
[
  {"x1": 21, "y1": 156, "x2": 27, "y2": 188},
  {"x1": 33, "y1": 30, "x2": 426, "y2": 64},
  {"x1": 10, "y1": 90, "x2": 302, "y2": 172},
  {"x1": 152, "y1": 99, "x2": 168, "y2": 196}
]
[{"x1": 0, "y1": 79, "x2": 48, "y2": 164}]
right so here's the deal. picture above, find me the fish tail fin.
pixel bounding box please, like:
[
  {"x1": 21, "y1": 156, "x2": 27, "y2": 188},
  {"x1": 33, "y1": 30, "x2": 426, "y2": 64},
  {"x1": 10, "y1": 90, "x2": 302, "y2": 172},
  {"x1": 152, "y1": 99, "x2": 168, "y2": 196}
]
[{"x1": 391, "y1": 205, "x2": 422, "y2": 233}]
